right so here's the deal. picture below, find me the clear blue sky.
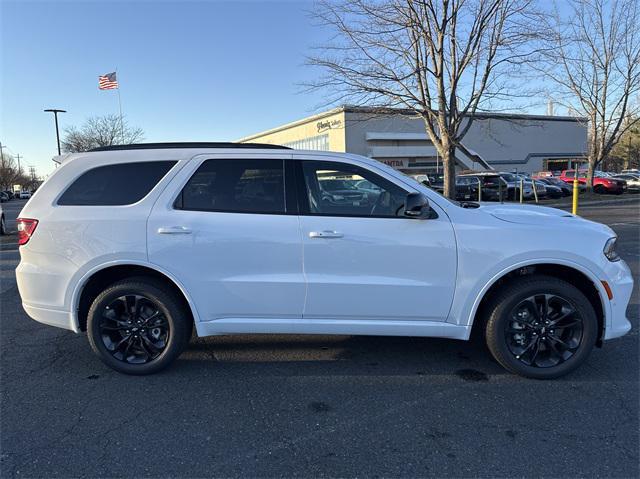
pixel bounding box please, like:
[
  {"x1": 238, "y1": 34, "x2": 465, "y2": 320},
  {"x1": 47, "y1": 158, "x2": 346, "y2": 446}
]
[{"x1": 1, "y1": 0, "x2": 328, "y2": 176}]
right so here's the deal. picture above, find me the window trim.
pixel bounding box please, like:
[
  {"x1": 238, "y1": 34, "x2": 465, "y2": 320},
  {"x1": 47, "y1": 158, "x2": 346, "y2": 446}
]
[
  {"x1": 172, "y1": 157, "x2": 297, "y2": 216},
  {"x1": 56, "y1": 160, "x2": 178, "y2": 207},
  {"x1": 294, "y1": 159, "x2": 417, "y2": 220}
]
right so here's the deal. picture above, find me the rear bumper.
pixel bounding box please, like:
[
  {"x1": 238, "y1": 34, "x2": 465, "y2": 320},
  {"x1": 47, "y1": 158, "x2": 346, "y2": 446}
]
[{"x1": 21, "y1": 303, "x2": 78, "y2": 333}]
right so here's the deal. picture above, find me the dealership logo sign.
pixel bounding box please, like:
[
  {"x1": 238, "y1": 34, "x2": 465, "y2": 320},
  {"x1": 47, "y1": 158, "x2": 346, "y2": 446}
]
[{"x1": 317, "y1": 119, "x2": 342, "y2": 133}]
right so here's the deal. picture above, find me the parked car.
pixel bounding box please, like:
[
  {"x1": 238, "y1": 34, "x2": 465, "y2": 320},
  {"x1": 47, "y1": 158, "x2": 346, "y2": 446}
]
[
  {"x1": 532, "y1": 171, "x2": 553, "y2": 178},
  {"x1": 491, "y1": 172, "x2": 534, "y2": 200},
  {"x1": 621, "y1": 168, "x2": 640, "y2": 175},
  {"x1": 559, "y1": 170, "x2": 626, "y2": 194},
  {"x1": 455, "y1": 174, "x2": 506, "y2": 201},
  {"x1": 611, "y1": 174, "x2": 640, "y2": 192},
  {"x1": 16, "y1": 143, "x2": 633, "y2": 378},
  {"x1": 536, "y1": 177, "x2": 573, "y2": 196},
  {"x1": 19, "y1": 191, "x2": 31, "y2": 199},
  {"x1": 3, "y1": 190, "x2": 15, "y2": 200},
  {"x1": 0, "y1": 192, "x2": 8, "y2": 202},
  {"x1": 534, "y1": 179, "x2": 563, "y2": 199},
  {"x1": 318, "y1": 178, "x2": 371, "y2": 206},
  {"x1": 514, "y1": 174, "x2": 547, "y2": 199},
  {"x1": 424, "y1": 174, "x2": 444, "y2": 194},
  {"x1": 0, "y1": 202, "x2": 5, "y2": 235}
]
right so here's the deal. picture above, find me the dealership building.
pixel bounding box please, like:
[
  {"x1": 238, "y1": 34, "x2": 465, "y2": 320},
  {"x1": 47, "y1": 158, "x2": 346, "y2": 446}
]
[{"x1": 238, "y1": 106, "x2": 588, "y2": 175}]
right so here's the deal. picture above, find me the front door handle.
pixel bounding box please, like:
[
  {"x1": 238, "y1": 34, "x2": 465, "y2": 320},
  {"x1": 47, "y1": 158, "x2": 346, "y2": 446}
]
[
  {"x1": 309, "y1": 230, "x2": 343, "y2": 239},
  {"x1": 157, "y1": 226, "x2": 192, "y2": 235}
]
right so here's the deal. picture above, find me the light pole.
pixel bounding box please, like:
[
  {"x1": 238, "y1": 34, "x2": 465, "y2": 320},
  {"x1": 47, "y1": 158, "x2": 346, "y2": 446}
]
[{"x1": 44, "y1": 109, "x2": 66, "y2": 155}]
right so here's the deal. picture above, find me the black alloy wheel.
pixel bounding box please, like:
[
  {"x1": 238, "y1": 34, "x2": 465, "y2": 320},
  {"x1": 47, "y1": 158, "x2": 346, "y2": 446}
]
[
  {"x1": 505, "y1": 294, "x2": 583, "y2": 368},
  {"x1": 485, "y1": 275, "x2": 597, "y2": 379},
  {"x1": 87, "y1": 277, "x2": 192, "y2": 375},
  {"x1": 99, "y1": 294, "x2": 170, "y2": 364}
]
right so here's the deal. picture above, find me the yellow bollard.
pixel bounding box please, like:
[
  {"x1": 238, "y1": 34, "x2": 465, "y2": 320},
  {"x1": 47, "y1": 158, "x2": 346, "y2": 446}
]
[
  {"x1": 572, "y1": 179, "x2": 579, "y2": 215},
  {"x1": 519, "y1": 179, "x2": 524, "y2": 203}
]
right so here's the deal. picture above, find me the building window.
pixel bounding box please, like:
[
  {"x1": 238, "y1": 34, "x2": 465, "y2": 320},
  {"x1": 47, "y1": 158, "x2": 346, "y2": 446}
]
[{"x1": 283, "y1": 134, "x2": 329, "y2": 151}]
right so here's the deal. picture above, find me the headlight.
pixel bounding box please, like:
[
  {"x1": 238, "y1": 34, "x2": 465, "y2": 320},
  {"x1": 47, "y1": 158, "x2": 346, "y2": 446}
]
[{"x1": 604, "y1": 237, "x2": 620, "y2": 262}]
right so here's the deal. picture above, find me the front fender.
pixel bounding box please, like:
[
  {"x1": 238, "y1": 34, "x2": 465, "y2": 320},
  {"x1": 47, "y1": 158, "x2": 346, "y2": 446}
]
[{"x1": 448, "y1": 255, "x2": 610, "y2": 339}]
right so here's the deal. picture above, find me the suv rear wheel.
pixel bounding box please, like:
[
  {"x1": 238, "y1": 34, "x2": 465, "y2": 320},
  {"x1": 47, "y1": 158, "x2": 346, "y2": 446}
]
[
  {"x1": 484, "y1": 275, "x2": 597, "y2": 379},
  {"x1": 87, "y1": 277, "x2": 192, "y2": 375}
]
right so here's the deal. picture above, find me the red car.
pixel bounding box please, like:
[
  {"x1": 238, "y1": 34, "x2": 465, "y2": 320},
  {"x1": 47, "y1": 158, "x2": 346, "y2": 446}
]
[{"x1": 559, "y1": 170, "x2": 626, "y2": 194}]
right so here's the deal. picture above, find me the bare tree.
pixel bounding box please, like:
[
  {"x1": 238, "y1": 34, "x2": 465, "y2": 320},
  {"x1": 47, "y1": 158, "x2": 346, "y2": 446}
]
[
  {"x1": 62, "y1": 114, "x2": 144, "y2": 153},
  {"x1": 542, "y1": 0, "x2": 640, "y2": 188},
  {"x1": 0, "y1": 153, "x2": 30, "y2": 191},
  {"x1": 308, "y1": 0, "x2": 543, "y2": 198}
]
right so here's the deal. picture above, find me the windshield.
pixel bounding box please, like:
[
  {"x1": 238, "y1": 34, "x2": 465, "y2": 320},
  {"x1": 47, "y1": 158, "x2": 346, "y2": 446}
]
[{"x1": 500, "y1": 173, "x2": 517, "y2": 182}]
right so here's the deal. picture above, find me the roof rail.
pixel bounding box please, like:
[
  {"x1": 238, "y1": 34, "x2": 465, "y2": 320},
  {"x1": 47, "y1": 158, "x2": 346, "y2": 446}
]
[{"x1": 89, "y1": 142, "x2": 291, "y2": 152}]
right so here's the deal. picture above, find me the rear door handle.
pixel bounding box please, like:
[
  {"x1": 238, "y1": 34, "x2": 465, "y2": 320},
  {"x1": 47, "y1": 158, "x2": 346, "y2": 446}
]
[
  {"x1": 157, "y1": 226, "x2": 192, "y2": 235},
  {"x1": 309, "y1": 230, "x2": 343, "y2": 239}
]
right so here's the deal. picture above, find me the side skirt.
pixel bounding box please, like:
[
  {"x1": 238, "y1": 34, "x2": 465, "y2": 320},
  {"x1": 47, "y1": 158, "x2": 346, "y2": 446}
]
[{"x1": 195, "y1": 318, "x2": 471, "y2": 340}]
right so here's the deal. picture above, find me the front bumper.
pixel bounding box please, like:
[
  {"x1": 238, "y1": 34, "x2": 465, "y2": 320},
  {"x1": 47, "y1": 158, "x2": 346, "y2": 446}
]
[{"x1": 603, "y1": 259, "x2": 634, "y2": 340}]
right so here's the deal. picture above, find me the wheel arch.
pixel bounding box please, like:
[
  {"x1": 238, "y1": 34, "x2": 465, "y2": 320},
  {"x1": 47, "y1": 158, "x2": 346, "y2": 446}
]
[
  {"x1": 73, "y1": 261, "x2": 200, "y2": 332},
  {"x1": 470, "y1": 261, "x2": 608, "y2": 346}
]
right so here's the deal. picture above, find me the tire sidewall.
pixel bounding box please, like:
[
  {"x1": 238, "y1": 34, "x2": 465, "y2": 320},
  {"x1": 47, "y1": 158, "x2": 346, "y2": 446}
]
[
  {"x1": 488, "y1": 279, "x2": 598, "y2": 379},
  {"x1": 87, "y1": 281, "x2": 187, "y2": 375}
]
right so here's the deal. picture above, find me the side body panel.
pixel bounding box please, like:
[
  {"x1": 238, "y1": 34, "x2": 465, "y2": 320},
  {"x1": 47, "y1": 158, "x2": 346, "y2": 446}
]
[{"x1": 146, "y1": 153, "x2": 306, "y2": 323}]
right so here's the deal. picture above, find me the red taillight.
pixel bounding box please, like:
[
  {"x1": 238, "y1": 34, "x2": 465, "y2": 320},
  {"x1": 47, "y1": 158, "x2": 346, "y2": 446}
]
[{"x1": 17, "y1": 218, "x2": 38, "y2": 246}]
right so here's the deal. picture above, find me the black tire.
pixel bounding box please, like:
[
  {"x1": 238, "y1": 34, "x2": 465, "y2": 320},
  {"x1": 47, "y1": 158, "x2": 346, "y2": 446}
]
[
  {"x1": 484, "y1": 275, "x2": 597, "y2": 379},
  {"x1": 87, "y1": 277, "x2": 192, "y2": 375},
  {"x1": 594, "y1": 185, "x2": 605, "y2": 194},
  {"x1": 0, "y1": 214, "x2": 5, "y2": 235}
]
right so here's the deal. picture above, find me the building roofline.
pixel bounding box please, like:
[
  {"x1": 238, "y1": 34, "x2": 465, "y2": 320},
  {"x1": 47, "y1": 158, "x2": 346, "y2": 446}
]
[
  {"x1": 237, "y1": 105, "x2": 588, "y2": 142},
  {"x1": 237, "y1": 107, "x2": 347, "y2": 143}
]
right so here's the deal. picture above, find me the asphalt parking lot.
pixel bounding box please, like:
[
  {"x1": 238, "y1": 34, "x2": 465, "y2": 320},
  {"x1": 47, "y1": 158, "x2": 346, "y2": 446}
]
[{"x1": 1, "y1": 198, "x2": 638, "y2": 478}]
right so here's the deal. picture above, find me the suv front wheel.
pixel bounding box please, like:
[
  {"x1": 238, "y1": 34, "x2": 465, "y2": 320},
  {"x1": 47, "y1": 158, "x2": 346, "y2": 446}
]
[
  {"x1": 485, "y1": 275, "x2": 598, "y2": 379},
  {"x1": 87, "y1": 277, "x2": 192, "y2": 375}
]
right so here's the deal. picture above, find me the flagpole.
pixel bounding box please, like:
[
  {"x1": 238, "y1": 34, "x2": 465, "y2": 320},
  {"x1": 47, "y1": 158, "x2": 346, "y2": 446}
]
[{"x1": 116, "y1": 68, "x2": 124, "y2": 143}]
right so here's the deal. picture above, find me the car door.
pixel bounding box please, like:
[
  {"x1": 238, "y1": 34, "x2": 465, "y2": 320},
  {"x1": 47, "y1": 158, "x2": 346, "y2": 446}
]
[
  {"x1": 295, "y1": 158, "x2": 457, "y2": 322},
  {"x1": 147, "y1": 154, "x2": 305, "y2": 322}
]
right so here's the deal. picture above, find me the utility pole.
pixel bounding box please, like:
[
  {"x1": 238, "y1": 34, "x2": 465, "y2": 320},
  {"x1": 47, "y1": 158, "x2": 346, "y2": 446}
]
[
  {"x1": 0, "y1": 142, "x2": 6, "y2": 170},
  {"x1": 15, "y1": 154, "x2": 22, "y2": 175},
  {"x1": 44, "y1": 109, "x2": 67, "y2": 155}
]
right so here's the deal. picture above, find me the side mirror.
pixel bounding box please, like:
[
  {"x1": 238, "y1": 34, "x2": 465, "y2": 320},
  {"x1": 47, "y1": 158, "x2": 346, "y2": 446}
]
[{"x1": 404, "y1": 192, "x2": 431, "y2": 219}]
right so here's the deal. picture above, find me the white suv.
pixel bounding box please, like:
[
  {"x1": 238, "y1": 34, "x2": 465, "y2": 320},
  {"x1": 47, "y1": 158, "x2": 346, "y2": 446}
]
[{"x1": 16, "y1": 143, "x2": 633, "y2": 377}]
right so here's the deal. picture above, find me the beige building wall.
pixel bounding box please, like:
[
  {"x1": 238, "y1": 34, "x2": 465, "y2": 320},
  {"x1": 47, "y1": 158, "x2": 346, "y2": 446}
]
[
  {"x1": 238, "y1": 109, "x2": 347, "y2": 152},
  {"x1": 238, "y1": 106, "x2": 587, "y2": 174}
]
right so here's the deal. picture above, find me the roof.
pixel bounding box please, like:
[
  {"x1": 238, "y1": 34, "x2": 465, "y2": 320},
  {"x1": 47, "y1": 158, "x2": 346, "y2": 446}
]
[
  {"x1": 89, "y1": 142, "x2": 290, "y2": 152},
  {"x1": 237, "y1": 105, "x2": 588, "y2": 142}
]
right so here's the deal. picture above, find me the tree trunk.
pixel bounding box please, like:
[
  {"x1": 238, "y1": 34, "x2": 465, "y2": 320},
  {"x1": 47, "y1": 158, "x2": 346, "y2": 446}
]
[
  {"x1": 442, "y1": 145, "x2": 457, "y2": 200},
  {"x1": 586, "y1": 160, "x2": 595, "y2": 192}
]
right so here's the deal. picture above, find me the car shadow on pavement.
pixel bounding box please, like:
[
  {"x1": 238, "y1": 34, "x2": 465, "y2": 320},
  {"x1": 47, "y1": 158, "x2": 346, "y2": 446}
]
[{"x1": 167, "y1": 333, "x2": 626, "y2": 382}]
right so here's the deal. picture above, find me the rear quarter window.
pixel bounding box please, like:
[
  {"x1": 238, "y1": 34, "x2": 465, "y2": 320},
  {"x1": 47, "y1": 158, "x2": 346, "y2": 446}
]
[{"x1": 57, "y1": 161, "x2": 176, "y2": 206}]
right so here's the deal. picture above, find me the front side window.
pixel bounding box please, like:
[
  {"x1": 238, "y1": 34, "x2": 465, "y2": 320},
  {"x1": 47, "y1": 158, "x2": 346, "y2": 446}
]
[
  {"x1": 175, "y1": 159, "x2": 285, "y2": 214},
  {"x1": 58, "y1": 161, "x2": 176, "y2": 206},
  {"x1": 300, "y1": 161, "x2": 407, "y2": 217}
]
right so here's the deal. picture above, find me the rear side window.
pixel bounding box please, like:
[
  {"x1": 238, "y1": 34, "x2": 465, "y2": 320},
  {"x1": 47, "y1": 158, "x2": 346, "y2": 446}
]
[
  {"x1": 58, "y1": 161, "x2": 176, "y2": 206},
  {"x1": 175, "y1": 159, "x2": 285, "y2": 214}
]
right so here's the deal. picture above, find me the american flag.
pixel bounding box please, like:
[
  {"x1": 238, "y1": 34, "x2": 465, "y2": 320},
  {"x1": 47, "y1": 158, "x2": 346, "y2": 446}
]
[{"x1": 98, "y1": 72, "x2": 118, "y2": 90}]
